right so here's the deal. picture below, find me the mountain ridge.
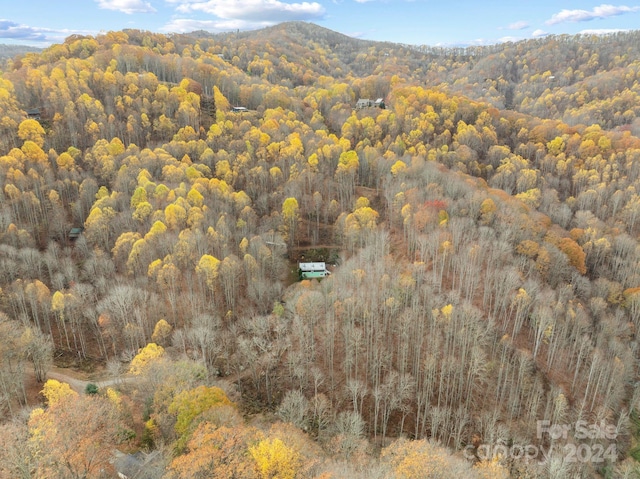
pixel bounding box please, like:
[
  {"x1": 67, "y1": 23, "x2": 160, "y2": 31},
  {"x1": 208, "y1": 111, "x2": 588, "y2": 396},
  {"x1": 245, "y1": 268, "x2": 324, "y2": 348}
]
[{"x1": 0, "y1": 43, "x2": 42, "y2": 61}]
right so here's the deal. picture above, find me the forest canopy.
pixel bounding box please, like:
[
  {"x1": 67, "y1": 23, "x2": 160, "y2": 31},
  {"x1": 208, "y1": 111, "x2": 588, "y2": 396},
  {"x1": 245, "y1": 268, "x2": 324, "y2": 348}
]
[{"x1": 2, "y1": 23, "x2": 640, "y2": 478}]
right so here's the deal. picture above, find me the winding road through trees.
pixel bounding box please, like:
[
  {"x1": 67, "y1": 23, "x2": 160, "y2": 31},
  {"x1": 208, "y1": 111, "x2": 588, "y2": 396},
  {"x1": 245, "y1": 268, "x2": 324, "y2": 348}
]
[{"x1": 27, "y1": 365, "x2": 134, "y2": 396}]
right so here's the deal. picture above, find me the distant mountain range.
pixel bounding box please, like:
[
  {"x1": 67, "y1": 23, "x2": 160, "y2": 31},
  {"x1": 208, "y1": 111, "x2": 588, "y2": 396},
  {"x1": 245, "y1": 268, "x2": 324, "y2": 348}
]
[
  {"x1": 167, "y1": 22, "x2": 640, "y2": 129},
  {"x1": 0, "y1": 44, "x2": 42, "y2": 61}
]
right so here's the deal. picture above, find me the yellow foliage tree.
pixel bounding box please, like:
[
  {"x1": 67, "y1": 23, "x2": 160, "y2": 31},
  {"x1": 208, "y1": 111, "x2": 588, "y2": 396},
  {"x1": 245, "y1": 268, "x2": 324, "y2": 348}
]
[
  {"x1": 382, "y1": 438, "x2": 474, "y2": 478},
  {"x1": 515, "y1": 188, "x2": 541, "y2": 209},
  {"x1": 282, "y1": 197, "x2": 299, "y2": 221},
  {"x1": 355, "y1": 196, "x2": 370, "y2": 209},
  {"x1": 214, "y1": 85, "x2": 230, "y2": 114},
  {"x1": 107, "y1": 137, "x2": 125, "y2": 156},
  {"x1": 282, "y1": 197, "x2": 299, "y2": 245},
  {"x1": 547, "y1": 136, "x2": 565, "y2": 155},
  {"x1": 391, "y1": 160, "x2": 408, "y2": 176},
  {"x1": 21, "y1": 140, "x2": 47, "y2": 163},
  {"x1": 196, "y1": 254, "x2": 221, "y2": 293},
  {"x1": 18, "y1": 119, "x2": 45, "y2": 147},
  {"x1": 438, "y1": 209, "x2": 449, "y2": 226},
  {"x1": 133, "y1": 201, "x2": 153, "y2": 223},
  {"x1": 250, "y1": 437, "x2": 301, "y2": 479},
  {"x1": 28, "y1": 392, "x2": 126, "y2": 479},
  {"x1": 165, "y1": 203, "x2": 187, "y2": 230},
  {"x1": 41, "y1": 379, "x2": 78, "y2": 406},
  {"x1": 344, "y1": 203, "x2": 379, "y2": 248},
  {"x1": 126, "y1": 238, "x2": 150, "y2": 275},
  {"x1": 151, "y1": 319, "x2": 172, "y2": 345},
  {"x1": 479, "y1": 198, "x2": 496, "y2": 225},
  {"x1": 112, "y1": 231, "x2": 142, "y2": 266},
  {"x1": 129, "y1": 343, "x2": 165, "y2": 375},
  {"x1": 147, "y1": 220, "x2": 168, "y2": 239},
  {"x1": 335, "y1": 149, "x2": 359, "y2": 207},
  {"x1": 169, "y1": 385, "x2": 234, "y2": 437},
  {"x1": 187, "y1": 187, "x2": 204, "y2": 207},
  {"x1": 336, "y1": 150, "x2": 359, "y2": 175},
  {"x1": 56, "y1": 152, "x2": 76, "y2": 171},
  {"x1": 130, "y1": 186, "x2": 148, "y2": 208},
  {"x1": 169, "y1": 424, "x2": 259, "y2": 479}
]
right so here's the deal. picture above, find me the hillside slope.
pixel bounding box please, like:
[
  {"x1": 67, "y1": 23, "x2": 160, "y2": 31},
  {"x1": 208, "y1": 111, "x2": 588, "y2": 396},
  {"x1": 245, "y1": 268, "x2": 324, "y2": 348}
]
[{"x1": 1, "y1": 24, "x2": 640, "y2": 478}]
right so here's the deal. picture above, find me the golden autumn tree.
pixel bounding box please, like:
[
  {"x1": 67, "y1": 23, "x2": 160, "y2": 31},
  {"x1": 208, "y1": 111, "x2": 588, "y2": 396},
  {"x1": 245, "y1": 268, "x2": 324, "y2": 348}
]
[
  {"x1": 17, "y1": 119, "x2": 45, "y2": 147},
  {"x1": 381, "y1": 438, "x2": 476, "y2": 478},
  {"x1": 250, "y1": 437, "x2": 302, "y2": 479},
  {"x1": 130, "y1": 186, "x2": 147, "y2": 209},
  {"x1": 391, "y1": 159, "x2": 408, "y2": 176},
  {"x1": 196, "y1": 254, "x2": 221, "y2": 301},
  {"x1": 151, "y1": 319, "x2": 173, "y2": 346},
  {"x1": 281, "y1": 197, "x2": 299, "y2": 246},
  {"x1": 41, "y1": 378, "x2": 77, "y2": 406},
  {"x1": 84, "y1": 206, "x2": 115, "y2": 250},
  {"x1": 168, "y1": 385, "x2": 234, "y2": 438},
  {"x1": 335, "y1": 149, "x2": 359, "y2": 208},
  {"x1": 56, "y1": 151, "x2": 76, "y2": 171},
  {"x1": 51, "y1": 290, "x2": 72, "y2": 350},
  {"x1": 478, "y1": 198, "x2": 497, "y2": 225},
  {"x1": 165, "y1": 203, "x2": 188, "y2": 231},
  {"x1": 28, "y1": 391, "x2": 128, "y2": 479},
  {"x1": 168, "y1": 423, "x2": 259, "y2": 479},
  {"x1": 132, "y1": 201, "x2": 153, "y2": 223},
  {"x1": 555, "y1": 237, "x2": 587, "y2": 275},
  {"x1": 21, "y1": 140, "x2": 47, "y2": 164},
  {"x1": 343, "y1": 196, "x2": 379, "y2": 249},
  {"x1": 129, "y1": 342, "x2": 165, "y2": 375}
]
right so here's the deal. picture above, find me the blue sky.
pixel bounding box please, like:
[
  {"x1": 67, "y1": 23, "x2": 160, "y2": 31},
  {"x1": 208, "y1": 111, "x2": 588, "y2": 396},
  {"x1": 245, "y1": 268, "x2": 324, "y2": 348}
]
[{"x1": 1, "y1": 1, "x2": 639, "y2": 48}]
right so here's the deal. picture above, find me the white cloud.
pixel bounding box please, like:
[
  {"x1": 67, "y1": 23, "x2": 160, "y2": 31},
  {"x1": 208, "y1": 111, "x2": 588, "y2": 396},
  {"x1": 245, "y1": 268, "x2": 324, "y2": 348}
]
[
  {"x1": 579, "y1": 28, "x2": 629, "y2": 34},
  {"x1": 467, "y1": 38, "x2": 489, "y2": 46},
  {"x1": 546, "y1": 4, "x2": 639, "y2": 25},
  {"x1": 532, "y1": 29, "x2": 548, "y2": 37},
  {"x1": 498, "y1": 36, "x2": 519, "y2": 43},
  {"x1": 162, "y1": 17, "x2": 272, "y2": 33},
  {"x1": 507, "y1": 21, "x2": 529, "y2": 30},
  {"x1": 0, "y1": 19, "x2": 47, "y2": 41},
  {"x1": 431, "y1": 38, "x2": 483, "y2": 47},
  {"x1": 168, "y1": 0, "x2": 325, "y2": 22},
  {"x1": 95, "y1": 0, "x2": 157, "y2": 14},
  {"x1": 0, "y1": 19, "x2": 94, "y2": 44}
]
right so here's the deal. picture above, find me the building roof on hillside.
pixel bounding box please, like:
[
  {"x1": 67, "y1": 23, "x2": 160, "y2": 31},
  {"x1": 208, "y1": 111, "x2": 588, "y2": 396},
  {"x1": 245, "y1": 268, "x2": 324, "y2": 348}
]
[
  {"x1": 299, "y1": 262, "x2": 327, "y2": 271},
  {"x1": 69, "y1": 227, "x2": 83, "y2": 239}
]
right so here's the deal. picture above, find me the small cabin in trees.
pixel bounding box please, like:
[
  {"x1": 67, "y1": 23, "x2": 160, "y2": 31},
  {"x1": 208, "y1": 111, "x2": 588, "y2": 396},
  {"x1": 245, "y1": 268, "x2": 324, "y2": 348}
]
[
  {"x1": 355, "y1": 98, "x2": 385, "y2": 110},
  {"x1": 26, "y1": 108, "x2": 41, "y2": 120},
  {"x1": 231, "y1": 106, "x2": 249, "y2": 112},
  {"x1": 68, "y1": 227, "x2": 83, "y2": 240},
  {"x1": 299, "y1": 262, "x2": 331, "y2": 280}
]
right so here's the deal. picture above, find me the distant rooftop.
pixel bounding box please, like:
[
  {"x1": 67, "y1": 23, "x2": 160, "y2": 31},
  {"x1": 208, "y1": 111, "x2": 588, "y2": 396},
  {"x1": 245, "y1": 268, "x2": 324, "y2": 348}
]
[{"x1": 69, "y1": 227, "x2": 83, "y2": 239}]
